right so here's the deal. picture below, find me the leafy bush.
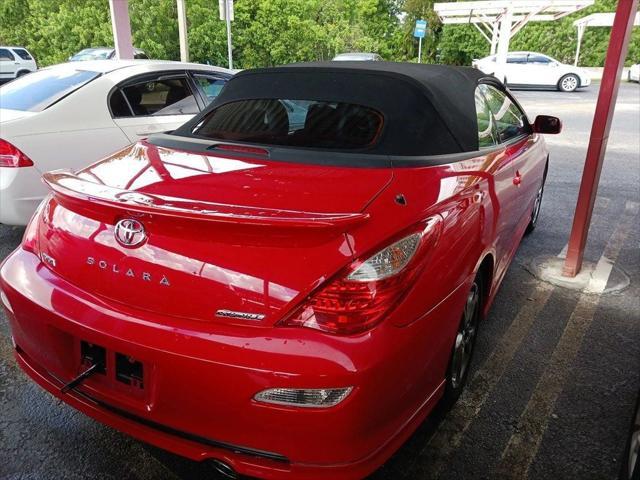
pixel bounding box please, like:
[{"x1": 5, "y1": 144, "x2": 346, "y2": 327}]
[{"x1": 0, "y1": 0, "x2": 637, "y2": 68}]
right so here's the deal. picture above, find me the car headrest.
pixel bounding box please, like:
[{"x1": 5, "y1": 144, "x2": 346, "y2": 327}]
[{"x1": 304, "y1": 104, "x2": 339, "y2": 137}]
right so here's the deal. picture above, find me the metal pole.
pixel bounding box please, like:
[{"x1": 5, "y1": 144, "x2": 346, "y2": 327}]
[
  {"x1": 108, "y1": 0, "x2": 134, "y2": 60},
  {"x1": 563, "y1": 0, "x2": 638, "y2": 277},
  {"x1": 225, "y1": 0, "x2": 233, "y2": 69},
  {"x1": 176, "y1": 0, "x2": 189, "y2": 62},
  {"x1": 490, "y1": 22, "x2": 499, "y2": 55},
  {"x1": 574, "y1": 24, "x2": 584, "y2": 66},
  {"x1": 494, "y1": 6, "x2": 512, "y2": 82},
  {"x1": 418, "y1": 37, "x2": 422, "y2": 63}
]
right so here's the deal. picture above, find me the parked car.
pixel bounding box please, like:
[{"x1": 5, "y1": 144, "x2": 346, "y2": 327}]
[
  {"x1": 0, "y1": 60, "x2": 232, "y2": 225},
  {"x1": 69, "y1": 47, "x2": 149, "y2": 61},
  {"x1": 0, "y1": 46, "x2": 37, "y2": 82},
  {"x1": 628, "y1": 63, "x2": 640, "y2": 83},
  {"x1": 0, "y1": 62, "x2": 561, "y2": 480},
  {"x1": 333, "y1": 52, "x2": 383, "y2": 61},
  {"x1": 473, "y1": 51, "x2": 591, "y2": 92}
]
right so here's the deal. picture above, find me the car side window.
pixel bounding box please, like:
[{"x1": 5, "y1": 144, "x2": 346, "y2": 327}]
[
  {"x1": 478, "y1": 84, "x2": 530, "y2": 143},
  {"x1": 193, "y1": 74, "x2": 227, "y2": 104},
  {"x1": 111, "y1": 76, "x2": 199, "y2": 118},
  {"x1": 528, "y1": 54, "x2": 551, "y2": 64},
  {"x1": 506, "y1": 54, "x2": 527, "y2": 64},
  {"x1": 12, "y1": 49, "x2": 33, "y2": 61},
  {"x1": 0, "y1": 48, "x2": 15, "y2": 61},
  {"x1": 474, "y1": 87, "x2": 497, "y2": 147}
]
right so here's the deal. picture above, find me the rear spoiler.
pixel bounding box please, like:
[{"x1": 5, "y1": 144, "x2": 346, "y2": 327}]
[{"x1": 42, "y1": 170, "x2": 368, "y2": 228}]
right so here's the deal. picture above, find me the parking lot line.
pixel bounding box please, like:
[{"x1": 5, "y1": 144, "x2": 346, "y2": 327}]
[
  {"x1": 495, "y1": 200, "x2": 639, "y2": 479},
  {"x1": 416, "y1": 196, "x2": 620, "y2": 479},
  {"x1": 417, "y1": 282, "x2": 554, "y2": 479}
]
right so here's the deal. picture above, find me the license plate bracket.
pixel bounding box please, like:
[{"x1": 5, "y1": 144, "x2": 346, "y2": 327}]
[
  {"x1": 80, "y1": 341, "x2": 106, "y2": 374},
  {"x1": 115, "y1": 352, "x2": 144, "y2": 389}
]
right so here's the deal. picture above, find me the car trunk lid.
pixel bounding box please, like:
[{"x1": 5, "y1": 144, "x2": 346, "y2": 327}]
[{"x1": 38, "y1": 141, "x2": 392, "y2": 325}]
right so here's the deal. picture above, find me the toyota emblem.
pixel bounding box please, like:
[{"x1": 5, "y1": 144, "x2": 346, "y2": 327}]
[{"x1": 114, "y1": 219, "x2": 147, "y2": 247}]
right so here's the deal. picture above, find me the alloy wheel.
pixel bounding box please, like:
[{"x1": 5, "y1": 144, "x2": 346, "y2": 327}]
[
  {"x1": 626, "y1": 404, "x2": 640, "y2": 479},
  {"x1": 560, "y1": 75, "x2": 578, "y2": 92},
  {"x1": 629, "y1": 427, "x2": 639, "y2": 479},
  {"x1": 450, "y1": 282, "x2": 480, "y2": 389},
  {"x1": 531, "y1": 185, "x2": 544, "y2": 226}
]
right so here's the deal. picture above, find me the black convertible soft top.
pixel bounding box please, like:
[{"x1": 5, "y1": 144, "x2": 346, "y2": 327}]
[{"x1": 172, "y1": 62, "x2": 499, "y2": 156}]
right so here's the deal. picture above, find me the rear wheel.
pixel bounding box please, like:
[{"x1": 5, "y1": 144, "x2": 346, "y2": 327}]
[
  {"x1": 526, "y1": 181, "x2": 544, "y2": 234},
  {"x1": 620, "y1": 394, "x2": 640, "y2": 480},
  {"x1": 558, "y1": 74, "x2": 579, "y2": 92},
  {"x1": 16, "y1": 70, "x2": 30, "y2": 78},
  {"x1": 442, "y1": 276, "x2": 482, "y2": 407}
]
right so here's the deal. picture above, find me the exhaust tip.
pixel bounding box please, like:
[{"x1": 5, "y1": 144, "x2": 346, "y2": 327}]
[{"x1": 211, "y1": 459, "x2": 237, "y2": 479}]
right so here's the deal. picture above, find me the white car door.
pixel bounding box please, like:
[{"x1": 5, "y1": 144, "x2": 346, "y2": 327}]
[
  {"x1": 0, "y1": 48, "x2": 17, "y2": 78},
  {"x1": 110, "y1": 73, "x2": 200, "y2": 142},
  {"x1": 524, "y1": 53, "x2": 557, "y2": 86},
  {"x1": 504, "y1": 53, "x2": 529, "y2": 85}
]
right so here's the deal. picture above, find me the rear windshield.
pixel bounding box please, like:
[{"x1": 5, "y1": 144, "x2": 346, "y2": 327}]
[
  {"x1": 191, "y1": 99, "x2": 383, "y2": 149},
  {"x1": 0, "y1": 69, "x2": 99, "y2": 112},
  {"x1": 70, "y1": 48, "x2": 112, "y2": 61}
]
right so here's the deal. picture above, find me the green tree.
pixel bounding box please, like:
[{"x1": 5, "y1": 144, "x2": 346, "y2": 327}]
[
  {"x1": 129, "y1": 0, "x2": 180, "y2": 61},
  {"x1": 437, "y1": 0, "x2": 640, "y2": 67},
  {"x1": 397, "y1": 0, "x2": 441, "y2": 63},
  {"x1": 1, "y1": 0, "x2": 637, "y2": 69}
]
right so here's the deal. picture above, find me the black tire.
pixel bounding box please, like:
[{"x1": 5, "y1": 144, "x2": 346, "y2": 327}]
[
  {"x1": 442, "y1": 275, "x2": 483, "y2": 408},
  {"x1": 620, "y1": 393, "x2": 640, "y2": 480},
  {"x1": 526, "y1": 182, "x2": 544, "y2": 234},
  {"x1": 16, "y1": 70, "x2": 30, "y2": 77},
  {"x1": 526, "y1": 164, "x2": 548, "y2": 234},
  {"x1": 558, "y1": 74, "x2": 580, "y2": 92}
]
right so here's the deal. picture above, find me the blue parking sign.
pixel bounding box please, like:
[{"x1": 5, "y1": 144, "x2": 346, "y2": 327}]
[{"x1": 414, "y1": 19, "x2": 427, "y2": 38}]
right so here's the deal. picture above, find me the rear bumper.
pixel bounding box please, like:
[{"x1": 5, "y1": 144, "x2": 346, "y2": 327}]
[
  {"x1": 0, "y1": 166, "x2": 45, "y2": 225},
  {"x1": 0, "y1": 248, "x2": 462, "y2": 479}
]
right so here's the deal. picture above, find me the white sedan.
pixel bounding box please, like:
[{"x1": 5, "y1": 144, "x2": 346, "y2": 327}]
[
  {"x1": 473, "y1": 51, "x2": 591, "y2": 92},
  {"x1": 629, "y1": 63, "x2": 640, "y2": 83},
  {"x1": 0, "y1": 60, "x2": 232, "y2": 225}
]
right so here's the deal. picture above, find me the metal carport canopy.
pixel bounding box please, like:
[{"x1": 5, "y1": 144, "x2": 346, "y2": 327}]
[
  {"x1": 573, "y1": 12, "x2": 640, "y2": 65},
  {"x1": 434, "y1": 1, "x2": 594, "y2": 80}
]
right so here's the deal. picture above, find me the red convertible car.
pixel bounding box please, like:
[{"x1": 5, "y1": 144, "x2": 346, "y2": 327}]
[{"x1": 0, "y1": 63, "x2": 560, "y2": 479}]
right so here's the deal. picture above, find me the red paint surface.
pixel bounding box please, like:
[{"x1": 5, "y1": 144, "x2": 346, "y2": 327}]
[{"x1": 1, "y1": 132, "x2": 549, "y2": 478}]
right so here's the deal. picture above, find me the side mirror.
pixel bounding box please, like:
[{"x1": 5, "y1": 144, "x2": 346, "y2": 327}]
[{"x1": 533, "y1": 115, "x2": 562, "y2": 134}]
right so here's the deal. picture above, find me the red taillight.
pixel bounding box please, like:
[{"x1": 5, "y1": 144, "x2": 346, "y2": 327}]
[
  {"x1": 22, "y1": 195, "x2": 48, "y2": 255},
  {"x1": 281, "y1": 216, "x2": 442, "y2": 335},
  {"x1": 22, "y1": 208, "x2": 40, "y2": 254},
  {"x1": 0, "y1": 139, "x2": 34, "y2": 167}
]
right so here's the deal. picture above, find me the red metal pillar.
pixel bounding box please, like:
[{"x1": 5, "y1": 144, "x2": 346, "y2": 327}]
[{"x1": 562, "y1": 0, "x2": 638, "y2": 277}]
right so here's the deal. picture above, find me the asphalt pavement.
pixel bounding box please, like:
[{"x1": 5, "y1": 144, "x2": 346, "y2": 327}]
[{"x1": 1, "y1": 82, "x2": 639, "y2": 480}]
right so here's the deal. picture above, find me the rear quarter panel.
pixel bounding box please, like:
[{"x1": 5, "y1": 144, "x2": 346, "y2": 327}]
[{"x1": 345, "y1": 151, "x2": 508, "y2": 399}]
